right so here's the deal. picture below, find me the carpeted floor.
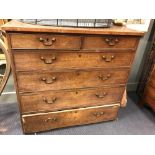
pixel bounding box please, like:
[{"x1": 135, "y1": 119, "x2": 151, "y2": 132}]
[{"x1": 0, "y1": 92, "x2": 155, "y2": 135}]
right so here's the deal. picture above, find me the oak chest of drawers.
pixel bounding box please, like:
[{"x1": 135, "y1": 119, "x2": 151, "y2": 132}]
[{"x1": 2, "y1": 20, "x2": 145, "y2": 133}]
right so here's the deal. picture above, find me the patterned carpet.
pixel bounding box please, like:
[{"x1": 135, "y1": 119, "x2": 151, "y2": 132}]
[{"x1": 0, "y1": 92, "x2": 155, "y2": 135}]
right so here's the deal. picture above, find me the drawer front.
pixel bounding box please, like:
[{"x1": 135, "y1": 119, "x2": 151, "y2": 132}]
[
  {"x1": 17, "y1": 69, "x2": 129, "y2": 92},
  {"x1": 83, "y1": 36, "x2": 138, "y2": 50},
  {"x1": 13, "y1": 51, "x2": 134, "y2": 71},
  {"x1": 22, "y1": 105, "x2": 119, "y2": 133},
  {"x1": 11, "y1": 34, "x2": 81, "y2": 50},
  {"x1": 20, "y1": 86, "x2": 124, "y2": 113}
]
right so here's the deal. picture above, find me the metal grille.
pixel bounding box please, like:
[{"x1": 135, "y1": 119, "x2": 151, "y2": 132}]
[{"x1": 17, "y1": 19, "x2": 113, "y2": 28}]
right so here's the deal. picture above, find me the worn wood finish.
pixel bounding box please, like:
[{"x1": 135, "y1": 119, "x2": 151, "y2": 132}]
[
  {"x1": 140, "y1": 65, "x2": 155, "y2": 111},
  {"x1": 17, "y1": 69, "x2": 129, "y2": 93},
  {"x1": 10, "y1": 33, "x2": 138, "y2": 50},
  {"x1": 10, "y1": 34, "x2": 82, "y2": 50},
  {"x1": 141, "y1": 84, "x2": 155, "y2": 111},
  {"x1": 3, "y1": 20, "x2": 144, "y2": 133},
  {"x1": 20, "y1": 86, "x2": 124, "y2": 114},
  {"x1": 2, "y1": 20, "x2": 146, "y2": 36},
  {"x1": 22, "y1": 105, "x2": 119, "y2": 133},
  {"x1": 120, "y1": 89, "x2": 127, "y2": 107},
  {"x1": 13, "y1": 51, "x2": 134, "y2": 71},
  {"x1": 83, "y1": 36, "x2": 138, "y2": 50}
]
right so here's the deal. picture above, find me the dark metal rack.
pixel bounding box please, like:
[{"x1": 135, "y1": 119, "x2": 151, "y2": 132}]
[{"x1": 17, "y1": 19, "x2": 113, "y2": 28}]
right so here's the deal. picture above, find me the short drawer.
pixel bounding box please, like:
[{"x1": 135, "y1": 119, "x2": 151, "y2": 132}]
[
  {"x1": 13, "y1": 50, "x2": 134, "y2": 71},
  {"x1": 22, "y1": 105, "x2": 119, "y2": 133},
  {"x1": 17, "y1": 69, "x2": 129, "y2": 92},
  {"x1": 10, "y1": 34, "x2": 81, "y2": 50},
  {"x1": 82, "y1": 36, "x2": 139, "y2": 50},
  {"x1": 20, "y1": 86, "x2": 124, "y2": 113}
]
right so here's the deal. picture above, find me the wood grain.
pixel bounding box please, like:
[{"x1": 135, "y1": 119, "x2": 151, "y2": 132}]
[
  {"x1": 17, "y1": 69, "x2": 129, "y2": 93},
  {"x1": 10, "y1": 33, "x2": 81, "y2": 50},
  {"x1": 22, "y1": 105, "x2": 119, "y2": 133},
  {"x1": 20, "y1": 86, "x2": 124, "y2": 113},
  {"x1": 2, "y1": 20, "x2": 145, "y2": 36},
  {"x1": 83, "y1": 36, "x2": 139, "y2": 50},
  {"x1": 3, "y1": 21, "x2": 143, "y2": 133},
  {"x1": 13, "y1": 50, "x2": 134, "y2": 71}
]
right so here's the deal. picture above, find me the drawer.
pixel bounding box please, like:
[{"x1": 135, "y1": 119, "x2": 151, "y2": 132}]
[
  {"x1": 10, "y1": 34, "x2": 81, "y2": 50},
  {"x1": 82, "y1": 36, "x2": 138, "y2": 50},
  {"x1": 13, "y1": 51, "x2": 134, "y2": 71},
  {"x1": 20, "y1": 86, "x2": 124, "y2": 113},
  {"x1": 17, "y1": 69, "x2": 129, "y2": 92},
  {"x1": 22, "y1": 105, "x2": 119, "y2": 133}
]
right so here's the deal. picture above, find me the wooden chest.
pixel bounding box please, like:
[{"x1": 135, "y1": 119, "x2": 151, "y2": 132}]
[
  {"x1": 138, "y1": 33, "x2": 155, "y2": 111},
  {"x1": 2, "y1": 20, "x2": 145, "y2": 133},
  {"x1": 137, "y1": 21, "x2": 155, "y2": 112}
]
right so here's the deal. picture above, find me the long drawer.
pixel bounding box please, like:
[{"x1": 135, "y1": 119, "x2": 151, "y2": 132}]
[
  {"x1": 20, "y1": 86, "x2": 124, "y2": 113},
  {"x1": 22, "y1": 105, "x2": 119, "y2": 133},
  {"x1": 13, "y1": 50, "x2": 134, "y2": 71},
  {"x1": 17, "y1": 69, "x2": 129, "y2": 92}
]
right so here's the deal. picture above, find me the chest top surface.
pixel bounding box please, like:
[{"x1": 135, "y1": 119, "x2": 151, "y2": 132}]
[{"x1": 2, "y1": 20, "x2": 146, "y2": 36}]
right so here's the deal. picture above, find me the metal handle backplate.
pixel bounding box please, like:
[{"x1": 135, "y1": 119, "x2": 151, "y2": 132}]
[
  {"x1": 102, "y1": 55, "x2": 115, "y2": 62},
  {"x1": 39, "y1": 37, "x2": 56, "y2": 46},
  {"x1": 41, "y1": 76, "x2": 57, "y2": 84},
  {"x1": 44, "y1": 117, "x2": 57, "y2": 122},
  {"x1": 43, "y1": 97, "x2": 57, "y2": 104},
  {"x1": 40, "y1": 56, "x2": 56, "y2": 64},
  {"x1": 105, "y1": 37, "x2": 119, "y2": 46},
  {"x1": 95, "y1": 92, "x2": 107, "y2": 98},
  {"x1": 98, "y1": 74, "x2": 111, "y2": 81},
  {"x1": 93, "y1": 112, "x2": 105, "y2": 117}
]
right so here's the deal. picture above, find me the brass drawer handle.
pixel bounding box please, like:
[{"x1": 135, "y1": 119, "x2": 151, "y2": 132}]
[
  {"x1": 44, "y1": 117, "x2": 57, "y2": 122},
  {"x1": 93, "y1": 112, "x2": 105, "y2": 117},
  {"x1": 105, "y1": 37, "x2": 119, "y2": 46},
  {"x1": 39, "y1": 37, "x2": 56, "y2": 46},
  {"x1": 41, "y1": 77, "x2": 57, "y2": 84},
  {"x1": 43, "y1": 97, "x2": 57, "y2": 104},
  {"x1": 95, "y1": 92, "x2": 107, "y2": 98},
  {"x1": 102, "y1": 55, "x2": 115, "y2": 62},
  {"x1": 98, "y1": 74, "x2": 111, "y2": 81},
  {"x1": 41, "y1": 56, "x2": 56, "y2": 64}
]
